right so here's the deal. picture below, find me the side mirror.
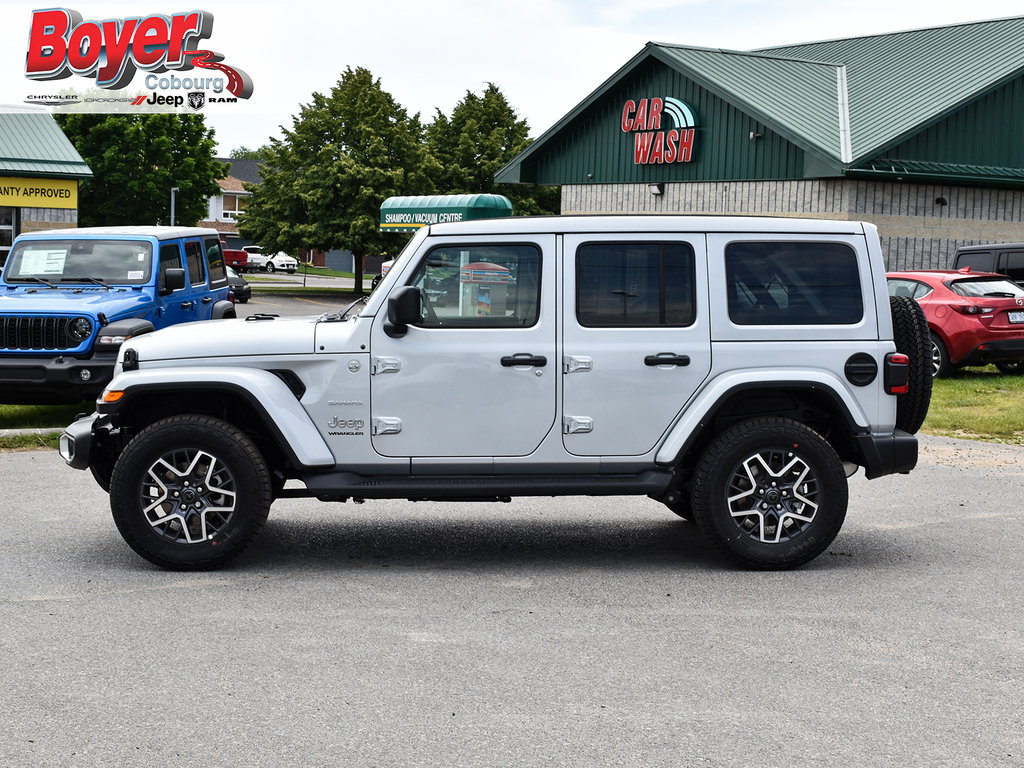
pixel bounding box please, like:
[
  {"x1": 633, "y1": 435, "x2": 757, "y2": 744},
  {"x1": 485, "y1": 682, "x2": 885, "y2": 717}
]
[
  {"x1": 384, "y1": 285, "x2": 421, "y2": 338},
  {"x1": 161, "y1": 267, "x2": 186, "y2": 294}
]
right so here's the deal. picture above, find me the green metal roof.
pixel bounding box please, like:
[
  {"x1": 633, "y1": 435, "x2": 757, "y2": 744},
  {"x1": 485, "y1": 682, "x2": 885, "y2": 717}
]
[
  {"x1": 497, "y1": 16, "x2": 1024, "y2": 185},
  {"x1": 380, "y1": 194, "x2": 513, "y2": 232},
  {"x1": 0, "y1": 110, "x2": 92, "y2": 179},
  {"x1": 651, "y1": 46, "x2": 848, "y2": 163},
  {"x1": 756, "y1": 16, "x2": 1024, "y2": 161}
]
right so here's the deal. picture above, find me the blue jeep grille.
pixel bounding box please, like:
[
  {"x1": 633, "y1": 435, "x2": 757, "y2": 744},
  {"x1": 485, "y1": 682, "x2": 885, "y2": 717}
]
[{"x1": 1, "y1": 316, "x2": 81, "y2": 351}]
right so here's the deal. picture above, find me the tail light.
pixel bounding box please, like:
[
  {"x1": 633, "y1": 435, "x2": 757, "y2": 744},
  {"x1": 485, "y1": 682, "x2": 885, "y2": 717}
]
[
  {"x1": 885, "y1": 352, "x2": 909, "y2": 394},
  {"x1": 951, "y1": 304, "x2": 994, "y2": 315}
]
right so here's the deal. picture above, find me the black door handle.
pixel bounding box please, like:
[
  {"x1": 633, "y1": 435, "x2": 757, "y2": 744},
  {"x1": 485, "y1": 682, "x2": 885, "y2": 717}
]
[
  {"x1": 501, "y1": 354, "x2": 547, "y2": 367},
  {"x1": 181, "y1": 301, "x2": 194, "y2": 310},
  {"x1": 202, "y1": 296, "x2": 212, "y2": 304},
  {"x1": 644, "y1": 353, "x2": 690, "y2": 367}
]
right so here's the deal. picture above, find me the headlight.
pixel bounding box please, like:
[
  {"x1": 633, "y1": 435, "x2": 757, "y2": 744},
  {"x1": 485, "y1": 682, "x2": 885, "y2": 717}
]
[{"x1": 69, "y1": 317, "x2": 93, "y2": 341}]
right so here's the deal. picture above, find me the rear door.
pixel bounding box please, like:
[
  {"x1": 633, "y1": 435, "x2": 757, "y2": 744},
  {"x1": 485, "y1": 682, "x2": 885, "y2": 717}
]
[{"x1": 561, "y1": 233, "x2": 711, "y2": 456}]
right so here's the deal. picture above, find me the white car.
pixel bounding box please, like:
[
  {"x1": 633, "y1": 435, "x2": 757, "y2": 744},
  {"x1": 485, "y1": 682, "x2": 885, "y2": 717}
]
[
  {"x1": 242, "y1": 246, "x2": 298, "y2": 273},
  {"x1": 63, "y1": 215, "x2": 931, "y2": 571}
]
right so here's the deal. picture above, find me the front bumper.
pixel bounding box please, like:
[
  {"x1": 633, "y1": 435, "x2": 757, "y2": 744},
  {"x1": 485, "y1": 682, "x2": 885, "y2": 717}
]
[
  {"x1": 60, "y1": 411, "x2": 102, "y2": 469},
  {"x1": 0, "y1": 352, "x2": 118, "y2": 404},
  {"x1": 855, "y1": 429, "x2": 918, "y2": 480}
]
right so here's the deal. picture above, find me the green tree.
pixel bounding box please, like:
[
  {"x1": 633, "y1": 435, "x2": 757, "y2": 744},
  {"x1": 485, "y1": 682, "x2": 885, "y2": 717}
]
[
  {"x1": 239, "y1": 67, "x2": 438, "y2": 292},
  {"x1": 427, "y1": 84, "x2": 559, "y2": 215},
  {"x1": 229, "y1": 145, "x2": 272, "y2": 162},
  {"x1": 53, "y1": 113, "x2": 225, "y2": 227}
]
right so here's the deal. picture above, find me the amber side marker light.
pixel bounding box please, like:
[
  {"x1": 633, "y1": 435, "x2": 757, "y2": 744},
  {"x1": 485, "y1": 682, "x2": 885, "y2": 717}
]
[{"x1": 102, "y1": 390, "x2": 125, "y2": 403}]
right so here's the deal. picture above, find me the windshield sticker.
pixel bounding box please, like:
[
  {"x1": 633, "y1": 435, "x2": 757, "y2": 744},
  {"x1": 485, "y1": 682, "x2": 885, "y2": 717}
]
[
  {"x1": 19, "y1": 248, "x2": 66, "y2": 275},
  {"x1": 128, "y1": 270, "x2": 144, "y2": 279}
]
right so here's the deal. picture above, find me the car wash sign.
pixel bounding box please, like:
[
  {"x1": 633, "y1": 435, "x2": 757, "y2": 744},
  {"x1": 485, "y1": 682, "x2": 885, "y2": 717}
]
[{"x1": 621, "y1": 97, "x2": 698, "y2": 165}]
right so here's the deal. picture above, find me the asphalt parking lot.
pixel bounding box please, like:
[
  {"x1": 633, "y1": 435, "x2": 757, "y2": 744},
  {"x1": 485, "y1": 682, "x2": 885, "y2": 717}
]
[{"x1": 1, "y1": 434, "x2": 1021, "y2": 767}]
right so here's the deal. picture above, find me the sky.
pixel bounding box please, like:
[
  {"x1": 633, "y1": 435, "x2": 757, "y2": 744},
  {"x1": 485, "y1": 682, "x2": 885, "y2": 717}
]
[{"x1": 2, "y1": 0, "x2": 1022, "y2": 156}]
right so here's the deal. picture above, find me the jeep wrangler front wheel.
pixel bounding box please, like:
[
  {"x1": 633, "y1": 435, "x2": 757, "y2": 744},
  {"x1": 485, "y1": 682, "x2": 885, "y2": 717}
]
[
  {"x1": 691, "y1": 418, "x2": 848, "y2": 569},
  {"x1": 109, "y1": 415, "x2": 272, "y2": 570}
]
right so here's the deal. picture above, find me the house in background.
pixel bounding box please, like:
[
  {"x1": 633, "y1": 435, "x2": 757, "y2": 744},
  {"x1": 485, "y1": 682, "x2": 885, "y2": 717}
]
[
  {"x1": 200, "y1": 157, "x2": 262, "y2": 249},
  {"x1": 199, "y1": 156, "x2": 357, "y2": 271}
]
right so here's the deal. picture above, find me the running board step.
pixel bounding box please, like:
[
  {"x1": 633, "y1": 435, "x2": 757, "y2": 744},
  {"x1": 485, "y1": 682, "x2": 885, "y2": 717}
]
[{"x1": 293, "y1": 471, "x2": 673, "y2": 501}]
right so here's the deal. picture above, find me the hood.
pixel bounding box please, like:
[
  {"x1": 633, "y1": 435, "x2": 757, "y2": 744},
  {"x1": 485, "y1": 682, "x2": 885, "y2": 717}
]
[
  {"x1": 124, "y1": 315, "x2": 332, "y2": 362},
  {"x1": 0, "y1": 287, "x2": 152, "y2": 318}
]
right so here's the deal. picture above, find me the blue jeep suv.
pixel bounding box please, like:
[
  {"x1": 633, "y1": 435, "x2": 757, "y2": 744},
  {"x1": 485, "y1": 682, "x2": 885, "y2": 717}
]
[{"x1": 0, "y1": 226, "x2": 235, "y2": 403}]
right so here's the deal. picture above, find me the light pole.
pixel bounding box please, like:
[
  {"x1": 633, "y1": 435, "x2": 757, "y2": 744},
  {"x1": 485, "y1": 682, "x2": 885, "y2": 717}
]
[{"x1": 170, "y1": 187, "x2": 179, "y2": 226}]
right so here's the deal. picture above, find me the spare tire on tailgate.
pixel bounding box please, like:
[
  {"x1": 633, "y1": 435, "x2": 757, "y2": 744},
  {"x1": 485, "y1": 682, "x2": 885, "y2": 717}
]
[{"x1": 889, "y1": 294, "x2": 932, "y2": 434}]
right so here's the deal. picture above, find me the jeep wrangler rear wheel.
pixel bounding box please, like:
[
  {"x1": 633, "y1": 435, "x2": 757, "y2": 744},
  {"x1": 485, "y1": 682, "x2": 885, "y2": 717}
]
[
  {"x1": 109, "y1": 415, "x2": 272, "y2": 570},
  {"x1": 691, "y1": 418, "x2": 848, "y2": 569}
]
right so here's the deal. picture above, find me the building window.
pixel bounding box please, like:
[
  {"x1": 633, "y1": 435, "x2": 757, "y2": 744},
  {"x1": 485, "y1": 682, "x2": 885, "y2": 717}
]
[
  {"x1": 0, "y1": 207, "x2": 15, "y2": 266},
  {"x1": 222, "y1": 194, "x2": 249, "y2": 220}
]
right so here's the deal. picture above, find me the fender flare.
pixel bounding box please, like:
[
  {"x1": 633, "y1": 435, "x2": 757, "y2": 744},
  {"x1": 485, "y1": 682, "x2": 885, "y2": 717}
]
[
  {"x1": 655, "y1": 370, "x2": 869, "y2": 466},
  {"x1": 212, "y1": 299, "x2": 236, "y2": 319},
  {"x1": 100, "y1": 366, "x2": 334, "y2": 468}
]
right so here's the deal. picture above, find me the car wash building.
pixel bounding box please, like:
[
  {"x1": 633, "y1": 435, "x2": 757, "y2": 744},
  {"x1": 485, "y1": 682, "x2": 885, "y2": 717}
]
[
  {"x1": 497, "y1": 16, "x2": 1024, "y2": 270},
  {"x1": 0, "y1": 108, "x2": 91, "y2": 265}
]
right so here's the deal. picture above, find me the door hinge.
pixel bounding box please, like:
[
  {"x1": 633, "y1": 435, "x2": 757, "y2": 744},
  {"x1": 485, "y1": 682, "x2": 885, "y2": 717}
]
[
  {"x1": 563, "y1": 356, "x2": 593, "y2": 374},
  {"x1": 563, "y1": 416, "x2": 594, "y2": 434},
  {"x1": 372, "y1": 417, "x2": 403, "y2": 436},
  {"x1": 371, "y1": 357, "x2": 401, "y2": 375}
]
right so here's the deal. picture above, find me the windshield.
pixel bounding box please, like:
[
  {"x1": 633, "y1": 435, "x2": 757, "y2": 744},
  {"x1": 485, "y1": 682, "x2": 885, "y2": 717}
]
[
  {"x1": 4, "y1": 239, "x2": 153, "y2": 285},
  {"x1": 950, "y1": 277, "x2": 1024, "y2": 298}
]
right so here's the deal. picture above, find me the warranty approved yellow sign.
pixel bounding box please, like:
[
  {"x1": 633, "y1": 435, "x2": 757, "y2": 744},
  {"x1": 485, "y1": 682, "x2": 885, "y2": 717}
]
[{"x1": 0, "y1": 176, "x2": 77, "y2": 209}]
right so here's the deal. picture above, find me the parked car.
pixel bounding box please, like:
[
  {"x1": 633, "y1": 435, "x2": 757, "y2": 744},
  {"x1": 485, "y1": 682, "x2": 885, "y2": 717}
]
[
  {"x1": 951, "y1": 243, "x2": 1024, "y2": 289},
  {"x1": 887, "y1": 269, "x2": 1024, "y2": 376},
  {"x1": 223, "y1": 247, "x2": 249, "y2": 272},
  {"x1": 241, "y1": 247, "x2": 298, "y2": 273},
  {"x1": 265, "y1": 252, "x2": 298, "y2": 273},
  {"x1": 0, "y1": 226, "x2": 235, "y2": 403},
  {"x1": 226, "y1": 266, "x2": 251, "y2": 303}
]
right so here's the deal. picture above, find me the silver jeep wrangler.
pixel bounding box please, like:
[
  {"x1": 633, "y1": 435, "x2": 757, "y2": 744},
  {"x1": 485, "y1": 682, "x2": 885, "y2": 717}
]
[{"x1": 61, "y1": 215, "x2": 931, "y2": 570}]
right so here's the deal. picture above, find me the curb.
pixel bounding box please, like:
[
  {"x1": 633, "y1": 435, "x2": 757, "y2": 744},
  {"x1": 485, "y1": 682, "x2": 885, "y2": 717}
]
[{"x1": 0, "y1": 427, "x2": 62, "y2": 438}]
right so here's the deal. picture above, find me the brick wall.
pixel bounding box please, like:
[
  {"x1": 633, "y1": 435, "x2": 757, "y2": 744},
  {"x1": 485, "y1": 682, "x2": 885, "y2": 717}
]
[
  {"x1": 19, "y1": 207, "x2": 78, "y2": 233},
  {"x1": 562, "y1": 180, "x2": 1024, "y2": 270}
]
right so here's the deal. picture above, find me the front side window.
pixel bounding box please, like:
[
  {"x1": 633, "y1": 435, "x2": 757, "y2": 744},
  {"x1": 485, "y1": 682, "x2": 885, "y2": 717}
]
[
  {"x1": 726, "y1": 241, "x2": 863, "y2": 325},
  {"x1": 5, "y1": 239, "x2": 153, "y2": 285},
  {"x1": 158, "y1": 243, "x2": 183, "y2": 292},
  {"x1": 407, "y1": 244, "x2": 541, "y2": 328},
  {"x1": 576, "y1": 242, "x2": 695, "y2": 327}
]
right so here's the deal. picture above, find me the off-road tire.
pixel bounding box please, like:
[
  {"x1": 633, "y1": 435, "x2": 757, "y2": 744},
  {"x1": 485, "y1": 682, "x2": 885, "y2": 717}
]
[
  {"x1": 691, "y1": 417, "x2": 848, "y2": 570},
  {"x1": 109, "y1": 415, "x2": 272, "y2": 570},
  {"x1": 890, "y1": 295, "x2": 932, "y2": 433}
]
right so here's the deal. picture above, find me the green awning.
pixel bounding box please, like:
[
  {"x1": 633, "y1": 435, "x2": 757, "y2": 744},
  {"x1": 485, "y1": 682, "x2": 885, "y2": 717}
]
[{"x1": 380, "y1": 194, "x2": 513, "y2": 233}]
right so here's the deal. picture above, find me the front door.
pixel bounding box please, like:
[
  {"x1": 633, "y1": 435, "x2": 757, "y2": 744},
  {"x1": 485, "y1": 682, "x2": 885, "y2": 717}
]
[{"x1": 370, "y1": 235, "x2": 557, "y2": 458}]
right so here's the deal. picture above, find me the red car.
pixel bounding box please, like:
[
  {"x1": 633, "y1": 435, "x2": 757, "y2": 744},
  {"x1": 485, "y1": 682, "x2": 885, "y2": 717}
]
[{"x1": 887, "y1": 269, "x2": 1024, "y2": 376}]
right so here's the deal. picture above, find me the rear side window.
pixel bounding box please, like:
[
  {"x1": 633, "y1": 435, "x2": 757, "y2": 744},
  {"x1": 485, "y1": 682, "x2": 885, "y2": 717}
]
[
  {"x1": 183, "y1": 241, "x2": 205, "y2": 286},
  {"x1": 726, "y1": 241, "x2": 862, "y2": 325},
  {"x1": 576, "y1": 242, "x2": 695, "y2": 327},
  {"x1": 204, "y1": 237, "x2": 227, "y2": 286},
  {"x1": 1002, "y1": 251, "x2": 1024, "y2": 284}
]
